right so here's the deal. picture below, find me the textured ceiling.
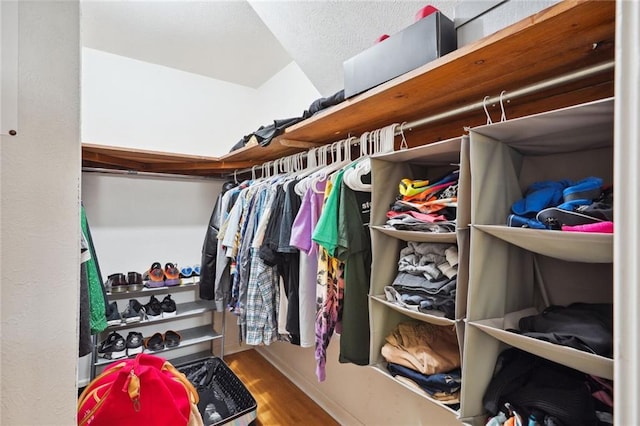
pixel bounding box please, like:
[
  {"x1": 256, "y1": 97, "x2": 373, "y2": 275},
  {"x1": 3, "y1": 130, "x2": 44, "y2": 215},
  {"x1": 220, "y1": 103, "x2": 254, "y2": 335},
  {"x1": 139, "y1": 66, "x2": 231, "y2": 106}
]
[
  {"x1": 81, "y1": 0, "x2": 292, "y2": 88},
  {"x1": 81, "y1": 0, "x2": 459, "y2": 96},
  {"x1": 248, "y1": 0, "x2": 456, "y2": 96}
]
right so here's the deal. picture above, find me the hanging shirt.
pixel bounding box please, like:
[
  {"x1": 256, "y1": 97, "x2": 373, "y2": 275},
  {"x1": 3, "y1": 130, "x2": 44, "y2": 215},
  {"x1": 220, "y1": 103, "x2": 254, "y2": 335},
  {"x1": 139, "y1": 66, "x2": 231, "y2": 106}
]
[
  {"x1": 312, "y1": 172, "x2": 346, "y2": 381},
  {"x1": 336, "y1": 182, "x2": 372, "y2": 366},
  {"x1": 290, "y1": 178, "x2": 327, "y2": 348},
  {"x1": 245, "y1": 184, "x2": 280, "y2": 345}
]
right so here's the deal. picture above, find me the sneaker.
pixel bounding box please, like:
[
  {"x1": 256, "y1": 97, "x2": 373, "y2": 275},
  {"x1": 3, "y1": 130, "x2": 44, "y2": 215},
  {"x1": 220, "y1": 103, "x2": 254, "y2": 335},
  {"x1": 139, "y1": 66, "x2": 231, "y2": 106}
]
[
  {"x1": 144, "y1": 332, "x2": 164, "y2": 352},
  {"x1": 164, "y1": 330, "x2": 181, "y2": 348},
  {"x1": 97, "y1": 332, "x2": 126, "y2": 359},
  {"x1": 143, "y1": 262, "x2": 165, "y2": 288},
  {"x1": 105, "y1": 302, "x2": 123, "y2": 326},
  {"x1": 164, "y1": 262, "x2": 181, "y2": 286},
  {"x1": 160, "y1": 295, "x2": 177, "y2": 318},
  {"x1": 121, "y1": 299, "x2": 145, "y2": 323},
  {"x1": 125, "y1": 332, "x2": 144, "y2": 356},
  {"x1": 179, "y1": 265, "x2": 193, "y2": 278},
  {"x1": 144, "y1": 295, "x2": 163, "y2": 320}
]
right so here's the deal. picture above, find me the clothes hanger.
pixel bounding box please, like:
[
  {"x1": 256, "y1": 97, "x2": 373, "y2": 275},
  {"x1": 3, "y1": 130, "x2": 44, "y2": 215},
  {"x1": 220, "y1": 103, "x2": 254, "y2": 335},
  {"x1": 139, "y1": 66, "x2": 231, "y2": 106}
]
[
  {"x1": 499, "y1": 90, "x2": 508, "y2": 122},
  {"x1": 483, "y1": 95, "x2": 493, "y2": 125}
]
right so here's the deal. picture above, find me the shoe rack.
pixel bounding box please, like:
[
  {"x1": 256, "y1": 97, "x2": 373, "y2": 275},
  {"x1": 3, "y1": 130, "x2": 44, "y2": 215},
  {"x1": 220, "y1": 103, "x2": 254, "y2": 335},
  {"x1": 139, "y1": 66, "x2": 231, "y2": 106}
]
[{"x1": 90, "y1": 279, "x2": 225, "y2": 379}]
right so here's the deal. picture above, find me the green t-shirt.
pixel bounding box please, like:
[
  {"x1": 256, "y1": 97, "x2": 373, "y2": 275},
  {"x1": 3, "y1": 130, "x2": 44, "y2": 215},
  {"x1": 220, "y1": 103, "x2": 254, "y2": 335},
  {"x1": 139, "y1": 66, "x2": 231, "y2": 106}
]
[{"x1": 312, "y1": 169, "x2": 345, "y2": 256}]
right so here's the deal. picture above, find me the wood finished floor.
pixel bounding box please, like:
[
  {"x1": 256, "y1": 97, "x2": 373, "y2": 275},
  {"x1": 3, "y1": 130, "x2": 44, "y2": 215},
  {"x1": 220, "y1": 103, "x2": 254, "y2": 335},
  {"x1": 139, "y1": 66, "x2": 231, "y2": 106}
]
[{"x1": 224, "y1": 349, "x2": 339, "y2": 426}]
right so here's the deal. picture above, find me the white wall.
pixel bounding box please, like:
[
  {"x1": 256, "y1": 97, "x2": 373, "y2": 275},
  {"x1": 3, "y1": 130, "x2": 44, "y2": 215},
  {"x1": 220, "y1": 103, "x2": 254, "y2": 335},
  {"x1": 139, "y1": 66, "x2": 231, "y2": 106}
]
[
  {"x1": 82, "y1": 49, "x2": 320, "y2": 157},
  {"x1": 82, "y1": 173, "x2": 222, "y2": 275},
  {"x1": 1, "y1": 1, "x2": 80, "y2": 424}
]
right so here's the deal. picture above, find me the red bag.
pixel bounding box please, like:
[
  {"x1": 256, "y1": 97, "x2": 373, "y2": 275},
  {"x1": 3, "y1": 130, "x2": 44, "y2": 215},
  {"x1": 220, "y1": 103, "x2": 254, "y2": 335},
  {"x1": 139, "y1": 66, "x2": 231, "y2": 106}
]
[{"x1": 78, "y1": 353, "x2": 202, "y2": 426}]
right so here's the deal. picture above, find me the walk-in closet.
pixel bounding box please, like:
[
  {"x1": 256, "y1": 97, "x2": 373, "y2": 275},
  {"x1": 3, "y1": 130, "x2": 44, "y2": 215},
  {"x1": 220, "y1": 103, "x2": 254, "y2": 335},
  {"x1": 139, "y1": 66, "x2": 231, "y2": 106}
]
[{"x1": 1, "y1": 1, "x2": 638, "y2": 425}]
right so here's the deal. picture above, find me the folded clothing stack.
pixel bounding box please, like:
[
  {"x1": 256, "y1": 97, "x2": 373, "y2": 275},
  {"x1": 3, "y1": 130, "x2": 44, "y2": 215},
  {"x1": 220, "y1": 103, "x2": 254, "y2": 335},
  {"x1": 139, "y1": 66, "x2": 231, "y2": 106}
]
[
  {"x1": 381, "y1": 321, "x2": 461, "y2": 407},
  {"x1": 385, "y1": 241, "x2": 458, "y2": 319},
  {"x1": 483, "y1": 348, "x2": 613, "y2": 426},
  {"x1": 385, "y1": 170, "x2": 459, "y2": 233},
  {"x1": 507, "y1": 177, "x2": 613, "y2": 233}
]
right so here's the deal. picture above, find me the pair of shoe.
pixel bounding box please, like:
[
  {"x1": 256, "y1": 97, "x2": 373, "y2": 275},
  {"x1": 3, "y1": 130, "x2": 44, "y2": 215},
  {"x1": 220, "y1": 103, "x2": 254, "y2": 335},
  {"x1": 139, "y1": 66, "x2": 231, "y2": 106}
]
[
  {"x1": 144, "y1": 330, "x2": 181, "y2": 351},
  {"x1": 106, "y1": 295, "x2": 177, "y2": 325},
  {"x1": 105, "y1": 299, "x2": 145, "y2": 324},
  {"x1": 179, "y1": 264, "x2": 201, "y2": 278},
  {"x1": 143, "y1": 295, "x2": 177, "y2": 320},
  {"x1": 106, "y1": 272, "x2": 143, "y2": 293},
  {"x1": 143, "y1": 262, "x2": 181, "y2": 288},
  {"x1": 97, "y1": 331, "x2": 144, "y2": 359}
]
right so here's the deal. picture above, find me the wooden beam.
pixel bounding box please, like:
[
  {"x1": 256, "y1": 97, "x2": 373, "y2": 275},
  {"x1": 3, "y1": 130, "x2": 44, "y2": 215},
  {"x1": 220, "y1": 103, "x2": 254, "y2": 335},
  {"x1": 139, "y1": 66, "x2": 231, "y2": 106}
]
[
  {"x1": 278, "y1": 139, "x2": 325, "y2": 149},
  {"x1": 82, "y1": 151, "x2": 146, "y2": 170}
]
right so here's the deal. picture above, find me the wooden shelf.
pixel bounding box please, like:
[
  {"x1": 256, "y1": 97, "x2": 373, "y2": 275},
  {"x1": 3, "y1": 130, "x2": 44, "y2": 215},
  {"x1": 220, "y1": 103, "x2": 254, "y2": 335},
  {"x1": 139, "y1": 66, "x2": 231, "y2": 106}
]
[{"x1": 82, "y1": 0, "x2": 615, "y2": 177}]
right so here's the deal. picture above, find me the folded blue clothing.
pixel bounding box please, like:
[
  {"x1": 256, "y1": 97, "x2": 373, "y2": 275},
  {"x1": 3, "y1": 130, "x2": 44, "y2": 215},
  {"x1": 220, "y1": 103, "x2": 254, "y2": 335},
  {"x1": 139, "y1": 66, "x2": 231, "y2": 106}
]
[
  {"x1": 511, "y1": 180, "x2": 572, "y2": 217},
  {"x1": 387, "y1": 363, "x2": 462, "y2": 395}
]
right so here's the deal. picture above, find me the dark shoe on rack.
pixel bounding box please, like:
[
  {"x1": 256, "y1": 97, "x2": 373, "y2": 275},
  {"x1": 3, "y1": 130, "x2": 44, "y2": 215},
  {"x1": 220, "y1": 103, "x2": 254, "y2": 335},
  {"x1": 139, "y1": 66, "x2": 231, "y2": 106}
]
[
  {"x1": 125, "y1": 332, "x2": 144, "y2": 356},
  {"x1": 164, "y1": 262, "x2": 181, "y2": 286},
  {"x1": 164, "y1": 330, "x2": 182, "y2": 348},
  {"x1": 121, "y1": 299, "x2": 146, "y2": 323},
  {"x1": 105, "y1": 301, "x2": 123, "y2": 326},
  {"x1": 126, "y1": 271, "x2": 143, "y2": 291},
  {"x1": 144, "y1": 332, "x2": 165, "y2": 352},
  {"x1": 97, "y1": 332, "x2": 126, "y2": 359},
  {"x1": 144, "y1": 295, "x2": 163, "y2": 320},
  {"x1": 107, "y1": 273, "x2": 128, "y2": 293},
  {"x1": 143, "y1": 262, "x2": 165, "y2": 288},
  {"x1": 160, "y1": 295, "x2": 177, "y2": 318}
]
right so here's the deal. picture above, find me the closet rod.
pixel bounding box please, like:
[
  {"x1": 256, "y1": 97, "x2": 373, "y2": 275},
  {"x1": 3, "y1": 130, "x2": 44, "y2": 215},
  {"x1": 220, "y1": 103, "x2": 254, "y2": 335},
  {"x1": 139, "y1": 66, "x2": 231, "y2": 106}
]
[
  {"x1": 399, "y1": 60, "x2": 614, "y2": 133},
  {"x1": 82, "y1": 167, "x2": 223, "y2": 181},
  {"x1": 233, "y1": 60, "x2": 614, "y2": 177}
]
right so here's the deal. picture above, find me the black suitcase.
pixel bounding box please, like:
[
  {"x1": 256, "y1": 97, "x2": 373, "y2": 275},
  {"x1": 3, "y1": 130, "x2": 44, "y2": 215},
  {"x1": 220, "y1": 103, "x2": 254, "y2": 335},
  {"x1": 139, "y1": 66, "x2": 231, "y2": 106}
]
[{"x1": 177, "y1": 357, "x2": 257, "y2": 426}]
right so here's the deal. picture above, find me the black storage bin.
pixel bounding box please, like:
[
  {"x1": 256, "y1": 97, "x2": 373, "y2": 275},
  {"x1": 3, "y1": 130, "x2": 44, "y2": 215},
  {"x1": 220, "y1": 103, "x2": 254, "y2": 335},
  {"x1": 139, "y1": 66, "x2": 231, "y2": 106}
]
[
  {"x1": 343, "y1": 11, "x2": 457, "y2": 98},
  {"x1": 177, "y1": 357, "x2": 257, "y2": 426}
]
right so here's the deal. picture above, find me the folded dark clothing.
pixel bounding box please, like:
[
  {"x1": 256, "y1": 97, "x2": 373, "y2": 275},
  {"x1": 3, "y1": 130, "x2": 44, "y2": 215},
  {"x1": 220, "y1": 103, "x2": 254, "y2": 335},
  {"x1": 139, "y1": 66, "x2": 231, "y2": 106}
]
[
  {"x1": 393, "y1": 274, "x2": 457, "y2": 295},
  {"x1": 517, "y1": 303, "x2": 613, "y2": 357},
  {"x1": 304, "y1": 89, "x2": 345, "y2": 117},
  {"x1": 386, "y1": 221, "x2": 456, "y2": 233},
  {"x1": 419, "y1": 297, "x2": 455, "y2": 319},
  {"x1": 483, "y1": 348, "x2": 598, "y2": 426},
  {"x1": 387, "y1": 363, "x2": 461, "y2": 395}
]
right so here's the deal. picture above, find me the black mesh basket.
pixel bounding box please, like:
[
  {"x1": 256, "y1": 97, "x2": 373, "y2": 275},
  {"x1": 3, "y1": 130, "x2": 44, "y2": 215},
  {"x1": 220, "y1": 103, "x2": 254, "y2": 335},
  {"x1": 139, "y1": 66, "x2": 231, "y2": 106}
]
[{"x1": 177, "y1": 357, "x2": 257, "y2": 426}]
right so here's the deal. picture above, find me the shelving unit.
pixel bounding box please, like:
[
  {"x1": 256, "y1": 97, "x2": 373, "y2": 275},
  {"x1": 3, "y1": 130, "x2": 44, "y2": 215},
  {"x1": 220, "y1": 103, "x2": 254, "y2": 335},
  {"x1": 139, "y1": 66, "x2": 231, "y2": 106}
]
[
  {"x1": 91, "y1": 280, "x2": 224, "y2": 378},
  {"x1": 368, "y1": 137, "x2": 470, "y2": 420},
  {"x1": 460, "y1": 97, "x2": 614, "y2": 423}
]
